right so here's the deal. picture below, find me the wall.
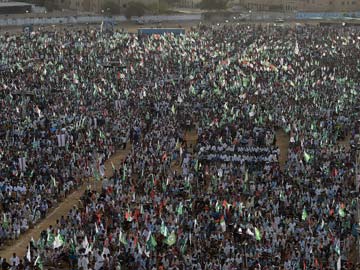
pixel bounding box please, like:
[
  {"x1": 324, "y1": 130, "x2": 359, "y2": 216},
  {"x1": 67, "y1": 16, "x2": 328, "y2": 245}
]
[
  {"x1": 0, "y1": 14, "x2": 201, "y2": 27},
  {"x1": 239, "y1": 0, "x2": 360, "y2": 12}
]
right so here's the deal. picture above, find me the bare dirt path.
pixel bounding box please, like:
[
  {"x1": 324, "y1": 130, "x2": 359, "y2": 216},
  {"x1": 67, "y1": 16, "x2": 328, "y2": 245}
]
[
  {"x1": 275, "y1": 129, "x2": 290, "y2": 171},
  {"x1": 0, "y1": 144, "x2": 131, "y2": 261}
]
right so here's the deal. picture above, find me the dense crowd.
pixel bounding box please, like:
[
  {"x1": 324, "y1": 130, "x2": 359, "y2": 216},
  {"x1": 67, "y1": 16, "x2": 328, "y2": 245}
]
[{"x1": 0, "y1": 23, "x2": 359, "y2": 270}]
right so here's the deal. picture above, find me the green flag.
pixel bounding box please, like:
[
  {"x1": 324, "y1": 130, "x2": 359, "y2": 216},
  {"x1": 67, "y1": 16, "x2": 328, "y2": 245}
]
[
  {"x1": 119, "y1": 231, "x2": 127, "y2": 246},
  {"x1": 338, "y1": 204, "x2": 346, "y2": 218},
  {"x1": 94, "y1": 170, "x2": 100, "y2": 181},
  {"x1": 194, "y1": 159, "x2": 199, "y2": 172},
  {"x1": 176, "y1": 202, "x2": 183, "y2": 215},
  {"x1": 255, "y1": 227, "x2": 262, "y2": 241},
  {"x1": 180, "y1": 237, "x2": 187, "y2": 254},
  {"x1": 34, "y1": 256, "x2": 43, "y2": 270},
  {"x1": 2, "y1": 214, "x2": 8, "y2": 229},
  {"x1": 149, "y1": 235, "x2": 157, "y2": 249},
  {"x1": 47, "y1": 232, "x2": 55, "y2": 246},
  {"x1": 302, "y1": 208, "x2": 308, "y2": 221},
  {"x1": 99, "y1": 130, "x2": 106, "y2": 140},
  {"x1": 244, "y1": 169, "x2": 248, "y2": 182},
  {"x1": 122, "y1": 164, "x2": 127, "y2": 181},
  {"x1": 171, "y1": 105, "x2": 176, "y2": 114},
  {"x1": 304, "y1": 151, "x2": 311, "y2": 162},
  {"x1": 164, "y1": 231, "x2": 176, "y2": 246},
  {"x1": 53, "y1": 233, "x2": 65, "y2": 249}
]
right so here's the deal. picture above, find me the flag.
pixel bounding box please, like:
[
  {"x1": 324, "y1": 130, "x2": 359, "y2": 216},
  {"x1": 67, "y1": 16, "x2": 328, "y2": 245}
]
[
  {"x1": 302, "y1": 208, "x2": 308, "y2": 221},
  {"x1": 160, "y1": 220, "x2": 168, "y2": 237},
  {"x1": 304, "y1": 151, "x2": 311, "y2": 162},
  {"x1": 26, "y1": 245, "x2": 31, "y2": 262},
  {"x1": 215, "y1": 200, "x2": 221, "y2": 212},
  {"x1": 53, "y1": 233, "x2": 65, "y2": 249},
  {"x1": 94, "y1": 170, "x2": 100, "y2": 182},
  {"x1": 246, "y1": 228, "x2": 254, "y2": 236},
  {"x1": 122, "y1": 164, "x2": 127, "y2": 181},
  {"x1": 56, "y1": 134, "x2": 66, "y2": 147},
  {"x1": 47, "y1": 232, "x2": 55, "y2": 246},
  {"x1": 244, "y1": 169, "x2": 248, "y2": 182},
  {"x1": 50, "y1": 175, "x2": 57, "y2": 187},
  {"x1": 18, "y1": 157, "x2": 26, "y2": 171},
  {"x1": 279, "y1": 191, "x2": 285, "y2": 201},
  {"x1": 2, "y1": 213, "x2": 8, "y2": 229},
  {"x1": 171, "y1": 105, "x2": 176, "y2": 114},
  {"x1": 119, "y1": 231, "x2": 127, "y2": 246},
  {"x1": 255, "y1": 227, "x2": 262, "y2": 241},
  {"x1": 220, "y1": 216, "x2": 226, "y2": 232},
  {"x1": 164, "y1": 231, "x2": 176, "y2": 246},
  {"x1": 180, "y1": 237, "x2": 187, "y2": 254},
  {"x1": 337, "y1": 255, "x2": 341, "y2": 270},
  {"x1": 34, "y1": 256, "x2": 43, "y2": 270},
  {"x1": 111, "y1": 162, "x2": 115, "y2": 171},
  {"x1": 99, "y1": 130, "x2": 106, "y2": 140},
  {"x1": 294, "y1": 40, "x2": 299, "y2": 55},
  {"x1": 176, "y1": 202, "x2": 183, "y2": 215},
  {"x1": 125, "y1": 209, "x2": 133, "y2": 222},
  {"x1": 194, "y1": 159, "x2": 199, "y2": 172},
  {"x1": 95, "y1": 222, "x2": 99, "y2": 234},
  {"x1": 147, "y1": 234, "x2": 157, "y2": 250},
  {"x1": 222, "y1": 200, "x2": 230, "y2": 209},
  {"x1": 334, "y1": 239, "x2": 340, "y2": 255},
  {"x1": 338, "y1": 204, "x2": 346, "y2": 217},
  {"x1": 82, "y1": 236, "x2": 89, "y2": 249},
  {"x1": 189, "y1": 85, "x2": 196, "y2": 95}
]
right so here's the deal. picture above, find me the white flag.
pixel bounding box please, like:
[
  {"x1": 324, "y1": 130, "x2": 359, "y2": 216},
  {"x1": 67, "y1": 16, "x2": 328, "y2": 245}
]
[
  {"x1": 82, "y1": 236, "x2": 89, "y2": 249},
  {"x1": 337, "y1": 255, "x2": 341, "y2": 270},
  {"x1": 246, "y1": 228, "x2": 254, "y2": 236},
  {"x1": 57, "y1": 134, "x2": 66, "y2": 147},
  {"x1": 26, "y1": 245, "x2": 31, "y2": 262},
  {"x1": 18, "y1": 157, "x2": 26, "y2": 171}
]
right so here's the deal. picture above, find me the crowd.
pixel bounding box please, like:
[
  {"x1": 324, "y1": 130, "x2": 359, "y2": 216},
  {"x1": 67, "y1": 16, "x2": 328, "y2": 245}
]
[{"x1": 0, "y1": 23, "x2": 359, "y2": 270}]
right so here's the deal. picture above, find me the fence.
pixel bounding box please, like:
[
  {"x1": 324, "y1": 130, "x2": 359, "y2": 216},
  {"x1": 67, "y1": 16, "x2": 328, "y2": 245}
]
[
  {"x1": 0, "y1": 14, "x2": 202, "y2": 27},
  {"x1": 296, "y1": 11, "x2": 360, "y2": 19}
]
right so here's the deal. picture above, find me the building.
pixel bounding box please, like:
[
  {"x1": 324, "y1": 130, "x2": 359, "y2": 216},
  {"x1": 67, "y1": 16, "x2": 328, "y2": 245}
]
[
  {"x1": 297, "y1": 0, "x2": 360, "y2": 12},
  {"x1": 55, "y1": 0, "x2": 158, "y2": 13},
  {"x1": 238, "y1": 0, "x2": 360, "y2": 12}
]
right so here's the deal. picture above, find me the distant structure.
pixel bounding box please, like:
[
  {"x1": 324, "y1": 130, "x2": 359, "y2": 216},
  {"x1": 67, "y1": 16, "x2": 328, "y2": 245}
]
[
  {"x1": 53, "y1": 0, "x2": 157, "y2": 13},
  {"x1": 238, "y1": 0, "x2": 360, "y2": 12},
  {"x1": 0, "y1": 1, "x2": 32, "y2": 14},
  {"x1": 36, "y1": 0, "x2": 360, "y2": 13}
]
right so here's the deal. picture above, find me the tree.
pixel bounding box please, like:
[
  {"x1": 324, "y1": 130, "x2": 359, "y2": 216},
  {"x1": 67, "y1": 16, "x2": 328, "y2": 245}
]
[
  {"x1": 200, "y1": 0, "x2": 229, "y2": 10},
  {"x1": 101, "y1": 1, "x2": 121, "y2": 15},
  {"x1": 124, "y1": 2, "x2": 146, "y2": 19}
]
